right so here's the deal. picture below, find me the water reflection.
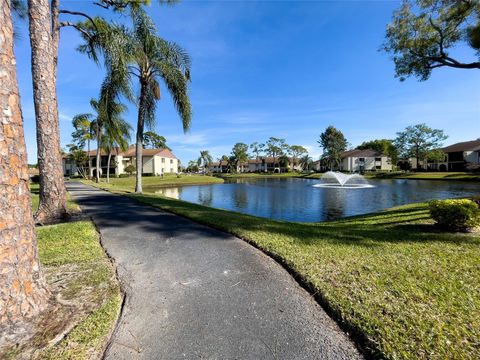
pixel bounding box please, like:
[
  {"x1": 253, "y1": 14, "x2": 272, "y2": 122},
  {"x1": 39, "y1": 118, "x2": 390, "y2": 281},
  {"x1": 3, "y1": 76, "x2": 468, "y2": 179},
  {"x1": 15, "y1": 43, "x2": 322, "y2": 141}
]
[{"x1": 145, "y1": 178, "x2": 480, "y2": 222}]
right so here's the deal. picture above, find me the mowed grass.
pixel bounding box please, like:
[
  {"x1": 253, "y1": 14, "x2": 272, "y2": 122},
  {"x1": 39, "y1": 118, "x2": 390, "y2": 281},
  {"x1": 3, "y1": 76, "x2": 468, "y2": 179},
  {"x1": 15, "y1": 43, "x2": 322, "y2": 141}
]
[
  {"x1": 90, "y1": 173, "x2": 223, "y2": 191},
  {"x1": 90, "y1": 179, "x2": 479, "y2": 359},
  {"x1": 34, "y1": 221, "x2": 121, "y2": 360},
  {"x1": 29, "y1": 183, "x2": 79, "y2": 213}
]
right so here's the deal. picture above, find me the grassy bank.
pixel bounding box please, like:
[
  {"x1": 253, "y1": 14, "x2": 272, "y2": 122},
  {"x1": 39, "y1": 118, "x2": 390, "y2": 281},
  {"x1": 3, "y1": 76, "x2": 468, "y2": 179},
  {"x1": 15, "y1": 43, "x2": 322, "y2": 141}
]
[
  {"x1": 29, "y1": 183, "x2": 79, "y2": 213},
  {"x1": 87, "y1": 181, "x2": 479, "y2": 359},
  {"x1": 367, "y1": 171, "x2": 480, "y2": 181},
  {"x1": 85, "y1": 174, "x2": 223, "y2": 192},
  {"x1": 5, "y1": 186, "x2": 122, "y2": 359}
]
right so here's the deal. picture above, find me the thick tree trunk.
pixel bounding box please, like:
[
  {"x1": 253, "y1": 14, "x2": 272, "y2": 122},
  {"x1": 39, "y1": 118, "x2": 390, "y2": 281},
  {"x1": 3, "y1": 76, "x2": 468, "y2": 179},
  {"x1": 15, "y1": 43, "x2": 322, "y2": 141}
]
[
  {"x1": 28, "y1": 0, "x2": 67, "y2": 223},
  {"x1": 95, "y1": 131, "x2": 101, "y2": 183},
  {"x1": 0, "y1": 1, "x2": 49, "y2": 330},
  {"x1": 135, "y1": 82, "x2": 148, "y2": 193},
  {"x1": 87, "y1": 139, "x2": 91, "y2": 178}
]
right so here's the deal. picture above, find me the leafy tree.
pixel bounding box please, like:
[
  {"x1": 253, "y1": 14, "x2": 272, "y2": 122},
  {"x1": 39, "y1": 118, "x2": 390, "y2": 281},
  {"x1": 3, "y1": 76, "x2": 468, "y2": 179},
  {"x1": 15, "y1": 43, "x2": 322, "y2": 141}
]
[
  {"x1": 278, "y1": 154, "x2": 290, "y2": 172},
  {"x1": 143, "y1": 131, "x2": 169, "y2": 149},
  {"x1": 249, "y1": 141, "x2": 264, "y2": 160},
  {"x1": 425, "y1": 149, "x2": 447, "y2": 166},
  {"x1": 1, "y1": 1, "x2": 48, "y2": 328},
  {"x1": 102, "y1": 112, "x2": 131, "y2": 183},
  {"x1": 125, "y1": 164, "x2": 136, "y2": 175},
  {"x1": 79, "y1": 9, "x2": 192, "y2": 193},
  {"x1": 395, "y1": 124, "x2": 448, "y2": 170},
  {"x1": 186, "y1": 160, "x2": 199, "y2": 173},
  {"x1": 71, "y1": 113, "x2": 95, "y2": 174},
  {"x1": 383, "y1": 0, "x2": 480, "y2": 81},
  {"x1": 299, "y1": 155, "x2": 313, "y2": 172},
  {"x1": 197, "y1": 150, "x2": 213, "y2": 174},
  {"x1": 288, "y1": 145, "x2": 308, "y2": 168},
  {"x1": 318, "y1": 126, "x2": 348, "y2": 170},
  {"x1": 70, "y1": 149, "x2": 90, "y2": 179},
  {"x1": 357, "y1": 139, "x2": 399, "y2": 165},
  {"x1": 265, "y1": 137, "x2": 286, "y2": 170},
  {"x1": 231, "y1": 142, "x2": 249, "y2": 172}
]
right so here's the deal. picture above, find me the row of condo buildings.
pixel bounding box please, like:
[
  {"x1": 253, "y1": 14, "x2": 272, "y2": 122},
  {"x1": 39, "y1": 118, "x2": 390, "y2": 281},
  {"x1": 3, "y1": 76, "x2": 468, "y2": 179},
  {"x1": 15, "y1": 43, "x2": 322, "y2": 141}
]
[
  {"x1": 62, "y1": 139, "x2": 480, "y2": 176},
  {"x1": 63, "y1": 146, "x2": 179, "y2": 177}
]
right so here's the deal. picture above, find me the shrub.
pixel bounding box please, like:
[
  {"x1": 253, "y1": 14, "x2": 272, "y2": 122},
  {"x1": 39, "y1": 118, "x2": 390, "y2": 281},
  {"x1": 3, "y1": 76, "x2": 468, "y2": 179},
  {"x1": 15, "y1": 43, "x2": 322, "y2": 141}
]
[
  {"x1": 143, "y1": 173, "x2": 154, "y2": 177},
  {"x1": 124, "y1": 164, "x2": 136, "y2": 175},
  {"x1": 118, "y1": 174, "x2": 130, "y2": 178},
  {"x1": 429, "y1": 199, "x2": 480, "y2": 232}
]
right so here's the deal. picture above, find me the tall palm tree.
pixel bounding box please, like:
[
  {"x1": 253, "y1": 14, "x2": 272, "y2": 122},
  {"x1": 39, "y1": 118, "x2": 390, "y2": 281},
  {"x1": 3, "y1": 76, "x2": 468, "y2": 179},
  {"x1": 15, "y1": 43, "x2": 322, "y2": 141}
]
[
  {"x1": 1, "y1": 1, "x2": 48, "y2": 327},
  {"x1": 197, "y1": 150, "x2": 213, "y2": 175},
  {"x1": 78, "y1": 10, "x2": 191, "y2": 193}
]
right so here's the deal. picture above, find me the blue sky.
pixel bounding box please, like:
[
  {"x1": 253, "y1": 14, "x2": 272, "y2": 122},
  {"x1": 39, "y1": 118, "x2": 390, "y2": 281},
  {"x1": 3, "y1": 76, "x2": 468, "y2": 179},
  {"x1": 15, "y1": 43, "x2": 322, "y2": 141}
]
[{"x1": 14, "y1": 0, "x2": 480, "y2": 164}]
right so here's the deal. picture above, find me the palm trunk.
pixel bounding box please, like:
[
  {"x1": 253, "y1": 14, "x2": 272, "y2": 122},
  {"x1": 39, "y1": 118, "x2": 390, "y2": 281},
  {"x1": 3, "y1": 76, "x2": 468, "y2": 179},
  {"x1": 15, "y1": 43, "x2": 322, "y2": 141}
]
[
  {"x1": 0, "y1": 2, "x2": 49, "y2": 329},
  {"x1": 107, "y1": 150, "x2": 112, "y2": 183},
  {"x1": 28, "y1": 0, "x2": 67, "y2": 223},
  {"x1": 87, "y1": 138, "x2": 91, "y2": 179},
  {"x1": 135, "y1": 82, "x2": 148, "y2": 193},
  {"x1": 96, "y1": 131, "x2": 101, "y2": 183}
]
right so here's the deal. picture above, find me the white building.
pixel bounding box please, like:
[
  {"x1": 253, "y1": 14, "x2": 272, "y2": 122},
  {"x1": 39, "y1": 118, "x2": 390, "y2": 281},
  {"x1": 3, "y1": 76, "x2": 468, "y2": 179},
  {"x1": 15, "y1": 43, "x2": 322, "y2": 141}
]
[
  {"x1": 63, "y1": 146, "x2": 179, "y2": 177},
  {"x1": 340, "y1": 149, "x2": 392, "y2": 172}
]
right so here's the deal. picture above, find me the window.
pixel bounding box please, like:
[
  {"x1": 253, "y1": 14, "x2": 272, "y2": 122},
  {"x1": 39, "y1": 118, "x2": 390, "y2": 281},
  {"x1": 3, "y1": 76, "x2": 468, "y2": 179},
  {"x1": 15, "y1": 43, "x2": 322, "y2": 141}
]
[
  {"x1": 170, "y1": 159, "x2": 173, "y2": 164},
  {"x1": 375, "y1": 157, "x2": 381, "y2": 161},
  {"x1": 170, "y1": 168, "x2": 174, "y2": 173},
  {"x1": 161, "y1": 158, "x2": 165, "y2": 163},
  {"x1": 359, "y1": 158, "x2": 365, "y2": 162},
  {"x1": 376, "y1": 165, "x2": 381, "y2": 170}
]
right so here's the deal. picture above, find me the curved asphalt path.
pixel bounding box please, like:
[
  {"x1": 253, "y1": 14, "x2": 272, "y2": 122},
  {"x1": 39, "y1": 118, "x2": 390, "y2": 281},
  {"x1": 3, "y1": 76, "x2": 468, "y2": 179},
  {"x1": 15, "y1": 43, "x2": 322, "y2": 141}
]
[{"x1": 67, "y1": 182, "x2": 362, "y2": 360}]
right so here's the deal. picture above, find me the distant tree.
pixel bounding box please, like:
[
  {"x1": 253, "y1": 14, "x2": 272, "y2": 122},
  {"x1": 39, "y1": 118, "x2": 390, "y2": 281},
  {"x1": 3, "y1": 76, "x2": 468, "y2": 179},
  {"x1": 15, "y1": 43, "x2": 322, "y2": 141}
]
[
  {"x1": 102, "y1": 116, "x2": 131, "y2": 183},
  {"x1": 71, "y1": 113, "x2": 95, "y2": 174},
  {"x1": 265, "y1": 137, "x2": 286, "y2": 170},
  {"x1": 395, "y1": 124, "x2": 448, "y2": 170},
  {"x1": 299, "y1": 155, "x2": 313, "y2": 172},
  {"x1": 318, "y1": 126, "x2": 348, "y2": 170},
  {"x1": 197, "y1": 150, "x2": 213, "y2": 175},
  {"x1": 186, "y1": 160, "x2": 199, "y2": 173},
  {"x1": 70, "y1": 149, "x2": 89, "y2": 179},
  {"x1": 125, "y1": 164, "x2": 136, "y2": 176},
  {"x1": 288, "y1": 145, "x2": 308, "y2": 168},
  {"x1": 278, "y1": 154, "x2": 290, "y2": 172},
  {"x1": 357, "y1": 139, "x2": 399, "y2": 165},
  {"x1": 143, "y1": 131, "x2": 169, "y2": 149},
  {"x1": 382, "y1": 0, "x2": 480, "y2": 81},
  {"x1": 231, "y1": 143, "x2": 249, "y2": 172},
  {"x1": 249, "y1": 142, "x2": 264, "y2": 160}
]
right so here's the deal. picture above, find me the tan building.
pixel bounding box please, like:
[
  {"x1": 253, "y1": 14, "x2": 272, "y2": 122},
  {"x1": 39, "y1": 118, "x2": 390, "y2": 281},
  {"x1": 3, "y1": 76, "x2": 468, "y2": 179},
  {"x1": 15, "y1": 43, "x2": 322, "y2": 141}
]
[{"x1": 63, "y1": 146, "x2": 179, "y2": 177}]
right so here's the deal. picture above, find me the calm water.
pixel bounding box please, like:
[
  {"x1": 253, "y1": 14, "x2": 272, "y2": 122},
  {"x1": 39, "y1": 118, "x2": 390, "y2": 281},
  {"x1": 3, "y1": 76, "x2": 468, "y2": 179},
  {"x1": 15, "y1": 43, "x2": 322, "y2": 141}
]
[{"x1": 145, "y1": 178, "x2": 480, "y2": 222}]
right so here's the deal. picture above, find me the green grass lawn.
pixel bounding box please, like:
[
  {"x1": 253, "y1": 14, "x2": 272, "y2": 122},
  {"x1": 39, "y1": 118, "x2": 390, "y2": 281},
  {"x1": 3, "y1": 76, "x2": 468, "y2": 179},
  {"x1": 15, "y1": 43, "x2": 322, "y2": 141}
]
[
  {"x1": 366, "y1": 171, "x2": 480, "y2": 181},
  {"x1": 29, "y1": 183, "x2": 80, "y2": 213},
  {"x1": 88, "y1": 180, "x2": 479, "y2": 359},
  {"x1": 34, "y1": 221, "x2": 121, "y2": 359},
  {"x1": 85, "y1": 174, "x2": 223, "y2": 191}
]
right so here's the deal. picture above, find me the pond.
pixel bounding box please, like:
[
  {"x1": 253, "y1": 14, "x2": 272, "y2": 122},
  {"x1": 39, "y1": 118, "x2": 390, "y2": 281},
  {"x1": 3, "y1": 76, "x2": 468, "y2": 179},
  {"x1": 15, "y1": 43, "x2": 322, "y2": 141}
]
[{"x1": 145, "y1": 178, "x2": 480, "y2": 222}]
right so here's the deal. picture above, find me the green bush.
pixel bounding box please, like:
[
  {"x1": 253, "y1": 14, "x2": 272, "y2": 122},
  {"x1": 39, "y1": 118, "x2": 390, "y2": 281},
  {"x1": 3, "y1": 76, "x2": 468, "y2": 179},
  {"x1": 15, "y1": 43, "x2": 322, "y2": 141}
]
[
  {"x1": 429, "y1": 199, "x2": 480, "y2": 231},
  {"x1": 118, "y1": 174, "x2": 130, "y2": 178},
  {"x1": 143, "y1": 173, "x2": 154, "y2": 177},
  {"x1": 124, "y1": 164, "x2": 136, "y2": 175}
]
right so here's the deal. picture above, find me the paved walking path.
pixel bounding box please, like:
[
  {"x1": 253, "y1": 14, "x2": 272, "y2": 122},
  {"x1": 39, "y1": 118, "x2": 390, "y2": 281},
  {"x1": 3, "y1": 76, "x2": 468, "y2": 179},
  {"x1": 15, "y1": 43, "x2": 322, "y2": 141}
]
[{"x1": 67, "y1": 182, "x2": 362, "y2": 359}]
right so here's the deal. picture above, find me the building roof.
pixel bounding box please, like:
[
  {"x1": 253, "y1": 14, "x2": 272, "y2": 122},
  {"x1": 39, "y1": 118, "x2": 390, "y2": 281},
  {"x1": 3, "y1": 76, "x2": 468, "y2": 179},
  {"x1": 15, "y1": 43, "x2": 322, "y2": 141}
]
[
  {"x1": 341, "y1": 149, "x2": 386, "y2": 158},
  {"x1": 83, "y1": 146, "x2": 177, "y2": 159},
  {"x1": 442, "y1": 139, "x2": 480, "y2": 153}
]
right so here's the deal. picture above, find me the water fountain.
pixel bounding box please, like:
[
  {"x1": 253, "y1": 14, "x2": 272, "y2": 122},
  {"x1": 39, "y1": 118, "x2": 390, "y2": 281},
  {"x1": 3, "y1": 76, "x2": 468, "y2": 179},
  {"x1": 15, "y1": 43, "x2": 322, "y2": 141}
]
[{"x1": 313, "y1": 171, "x2": 375, "y2": 189}]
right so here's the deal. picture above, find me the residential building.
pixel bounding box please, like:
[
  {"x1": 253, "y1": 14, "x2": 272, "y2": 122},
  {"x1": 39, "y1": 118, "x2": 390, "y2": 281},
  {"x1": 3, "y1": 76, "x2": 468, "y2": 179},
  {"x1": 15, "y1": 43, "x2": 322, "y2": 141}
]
[
  {"x1": 209, "y1": 157, "x2": 302, "y2": 173},
  {"x1": 339, "y1": 149, "x2": 392, "y2": 172},
  {"x1": 441, "y1": 139, "x2": 480, "y2": 171},
  {"x1": 62, "y1": 146, "x2": 179, "y2": 177}
]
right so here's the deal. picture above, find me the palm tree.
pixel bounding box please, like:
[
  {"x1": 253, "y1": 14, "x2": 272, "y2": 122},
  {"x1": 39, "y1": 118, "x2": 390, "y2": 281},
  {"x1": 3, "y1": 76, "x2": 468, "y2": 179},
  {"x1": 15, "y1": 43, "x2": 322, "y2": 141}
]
[
  {"x1": 71, "y1": 113, "x2": 94, "y2": 176},
  {"x1": 299, "y1": 155, "x2": 313, "y2": 172},
  {"x1": 1, "y1": 1, "x2": 48, "y2": 326},
  {"x1": 78, "y1": 10, "x2": 191, "y2": 192},
  {"x1": 101, "y1": 115, "x2": 132, "y2": 183},
  {"x1": 197, "y1": 150, "x2": 213, "y2": 175}
]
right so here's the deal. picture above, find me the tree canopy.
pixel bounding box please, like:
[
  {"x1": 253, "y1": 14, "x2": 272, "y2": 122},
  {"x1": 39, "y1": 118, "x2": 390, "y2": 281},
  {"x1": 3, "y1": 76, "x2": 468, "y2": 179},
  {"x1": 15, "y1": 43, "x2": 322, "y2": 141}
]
[
  {"x1": 383, "y1": 0, "x2": 480, "y2": 81},
  {"x1": 357, "y1": 139, "x2": 399, "y2": 164},
  {"x1": 318, "y1": 126, "x2": 348, "y2": 170},
  {"x1": 395, "y1": 123, "x2": 448, "y2": 168},
  {"x1": 143, "y1": 131, "x2": 168, "y2": 149}
]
